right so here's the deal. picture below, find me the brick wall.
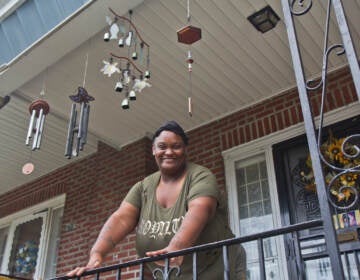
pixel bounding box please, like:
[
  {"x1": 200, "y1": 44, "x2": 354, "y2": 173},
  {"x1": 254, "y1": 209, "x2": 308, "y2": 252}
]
[
  {"x1": 187, "y1": 67, "x2": 357, "y2": 191},
  {"x1": 0, "y1": 67, "x2": 357, "y2": 278}
]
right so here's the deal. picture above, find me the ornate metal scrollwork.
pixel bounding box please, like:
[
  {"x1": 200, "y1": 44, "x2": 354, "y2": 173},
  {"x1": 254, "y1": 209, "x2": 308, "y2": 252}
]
[
  {"x1": 152, "y1": 259, "x2": 181, "y2": 280},
  {"x1": 292, "y1": 0, "x2": 360, "y2": 210}
]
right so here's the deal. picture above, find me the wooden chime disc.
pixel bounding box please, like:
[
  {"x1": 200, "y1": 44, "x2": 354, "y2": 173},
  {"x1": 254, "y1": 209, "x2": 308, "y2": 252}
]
[{"x1": 22, "y1": 162, "x2": 34, "y2": 175}]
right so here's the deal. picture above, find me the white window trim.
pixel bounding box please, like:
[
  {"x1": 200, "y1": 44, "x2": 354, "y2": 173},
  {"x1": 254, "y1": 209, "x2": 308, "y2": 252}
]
[
  {"x1": 222, "y1": 102, "x2": 360, "y2": 280},
  {"x1": 0, "y1": 194, "x2": 65, "y2": 279},
  {"x1": 0, "y1": 194, "x2": 65, "y2": 226},
  {"x1": 224, "y1": 139, "x2": 288, "y2": 279}
]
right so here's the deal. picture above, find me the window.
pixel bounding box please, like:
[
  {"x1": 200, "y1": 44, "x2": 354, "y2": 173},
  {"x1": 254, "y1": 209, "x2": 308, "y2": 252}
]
[
  {"x1": 233, "y1": 155, "x2": 280, "y2": 279},
  {"x1": 0, "y1": 195, "x2": 64, "y2": 279},
  {"x1": 224, "y1": 133, "x2": 289, "y2": 279}
]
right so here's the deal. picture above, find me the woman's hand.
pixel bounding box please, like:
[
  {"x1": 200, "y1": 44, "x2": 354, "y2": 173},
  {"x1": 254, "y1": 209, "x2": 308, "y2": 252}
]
[
  {"x1": 66, "y1": 202, "x2": 139, "y2": 278},
  {"x1": 66, "y1": 251, "x2": 103, "y2": 277},
  {"x1": 146, "y1": 246, "x2": 184, "y2": 267}
]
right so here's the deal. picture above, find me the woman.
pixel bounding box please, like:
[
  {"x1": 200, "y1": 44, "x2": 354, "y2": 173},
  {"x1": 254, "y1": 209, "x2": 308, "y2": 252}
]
[{"x1": 67, "y1": 121, "x2": 245, "y2": 279}]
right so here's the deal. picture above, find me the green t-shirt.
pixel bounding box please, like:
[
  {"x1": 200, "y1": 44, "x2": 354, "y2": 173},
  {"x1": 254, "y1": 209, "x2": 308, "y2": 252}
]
[{"x1": 124, "y1": 162, "x2": 235, "y2": 279}]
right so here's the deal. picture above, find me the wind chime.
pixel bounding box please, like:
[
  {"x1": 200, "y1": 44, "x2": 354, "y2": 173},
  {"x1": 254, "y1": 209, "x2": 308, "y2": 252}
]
[
  {"x1": 23, "y1": 79, "x2": 50, "y2": 175},
  {"x1": 101, "y1": 8, "x2": 151, "y2": 110},
  {"x1": 65, "y1": 86, "x2": 94, "y2": 159},
  {"x1": 25, "y1": 99, "x2": 50, "y2": 151},
  {"x1": 65, "y1": 47, "x2": 94, "y2": 159},
  {"x1": 177, "y1": 0, "x2": 201, "y2": 116}
]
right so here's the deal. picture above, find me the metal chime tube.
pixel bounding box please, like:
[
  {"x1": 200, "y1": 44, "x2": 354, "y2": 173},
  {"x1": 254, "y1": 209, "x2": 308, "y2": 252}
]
[
  {"x1": 78, "y1": 102, "x2": 85, "y2": 139},
  {"x1": 26, "y1": 109, "x2": 36, "y2": 145},
  {"x1": 80, "y1": 103, "x2": 90, "y2": 150},
  {"x1": 35, "y1": 113, "x2": 46, "y2": 149},
  {"x1": 75, "y1": 102, "x2": 86, "y2": 155},
  {"x1": 65, "y1": 103, "x2": 77, "y2": 158},
  {"x1": 32, "y1": 108, "x2": 43, "y2": 150},
  {"x1": 188, "y1": 97, "x2": 192, "y2": 116}
]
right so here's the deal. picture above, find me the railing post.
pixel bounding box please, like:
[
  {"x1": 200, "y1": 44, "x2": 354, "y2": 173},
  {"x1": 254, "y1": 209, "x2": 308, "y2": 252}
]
[
  {"x1": 280, "y1": 1, "x2": 345, "y2": 279},
  {"x1": 332, "y1": 0, "x2": 360, "y2": 99},
  {"x1": 257, "y1": 238, "x2": 266, "y2": 280}
]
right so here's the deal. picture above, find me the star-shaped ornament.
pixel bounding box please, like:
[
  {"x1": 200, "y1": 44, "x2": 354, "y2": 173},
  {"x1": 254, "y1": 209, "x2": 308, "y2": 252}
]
[
  {"x1": 132, "y1": 79, "x2": 151, "y2": 93},
  {"x1": 100, "y1": 60, "x2": 120, "y2": 77}
]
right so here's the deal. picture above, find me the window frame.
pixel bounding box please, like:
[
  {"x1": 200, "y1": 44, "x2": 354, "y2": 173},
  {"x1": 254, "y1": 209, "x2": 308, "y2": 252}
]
[{"x1": 0, "y1": 194, "x2": 65, "y2": 279}]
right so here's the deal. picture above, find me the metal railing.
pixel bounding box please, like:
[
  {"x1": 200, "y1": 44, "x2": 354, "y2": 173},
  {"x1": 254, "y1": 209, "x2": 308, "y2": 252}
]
[
  {"x1": 281, "y1": 0, "x2": 360, "y2": 279},
  {"x1": 0, "y1": 273, "x2": 30, "y2": 280},
  {"x1": 50, "y1": 220, "x2": 338, "y2": 280}
]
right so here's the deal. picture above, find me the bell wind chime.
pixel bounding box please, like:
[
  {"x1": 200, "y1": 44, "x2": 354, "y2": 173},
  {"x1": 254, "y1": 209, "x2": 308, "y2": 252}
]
[
  {"x1": 177, "y1": 0, "x2": 202, "y2": 116},
  {"x1": 101, "y1": 8, "x2": 151, "y2": 110}
]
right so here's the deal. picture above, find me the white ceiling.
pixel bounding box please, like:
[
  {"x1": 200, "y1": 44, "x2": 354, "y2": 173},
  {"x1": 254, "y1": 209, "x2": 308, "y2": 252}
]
[{"x1": 0, "y1": 0, "x2": 359, "y2": 195}]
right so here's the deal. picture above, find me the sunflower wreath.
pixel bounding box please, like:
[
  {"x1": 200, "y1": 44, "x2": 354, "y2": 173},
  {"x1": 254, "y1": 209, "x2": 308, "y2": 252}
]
[{"x1": 299, "y1": 131, "x2": 360, "y2": 209}]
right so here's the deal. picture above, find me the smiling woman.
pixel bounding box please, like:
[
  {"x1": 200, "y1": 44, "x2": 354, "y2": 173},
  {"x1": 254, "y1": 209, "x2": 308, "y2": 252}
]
[{"x1": 67, "y1": 120, "x2": 247, "y2": 279}]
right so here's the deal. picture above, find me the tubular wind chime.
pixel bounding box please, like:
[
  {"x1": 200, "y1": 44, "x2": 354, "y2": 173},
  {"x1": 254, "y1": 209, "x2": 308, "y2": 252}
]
[
  {"x1": 101, "y1": 8, "x2": 151, "y2": 109},
  {"x1": 177, "y1": 0, "x2": 201, "y2": 116},
  {"x1": 25, "y1": 99, "x2": 50, "y2": 150},
  {"x1": 65, "y1": 86, "x2": 94, "y2": 159}
]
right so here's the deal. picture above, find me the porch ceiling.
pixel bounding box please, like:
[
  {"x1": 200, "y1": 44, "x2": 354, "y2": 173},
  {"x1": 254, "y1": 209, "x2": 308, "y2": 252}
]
[{"x1": 0, "y1": 0, "x2": 359, "y2": 195}]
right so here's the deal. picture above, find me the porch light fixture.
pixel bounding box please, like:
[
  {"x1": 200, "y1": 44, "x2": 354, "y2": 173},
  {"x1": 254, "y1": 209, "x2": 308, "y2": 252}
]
[
  {"x1": 247, "y1": 5, "x2": 280, "y2": 33},
  {"x1": 0, "y1": 95, "x2": 10, "y2": 109}
]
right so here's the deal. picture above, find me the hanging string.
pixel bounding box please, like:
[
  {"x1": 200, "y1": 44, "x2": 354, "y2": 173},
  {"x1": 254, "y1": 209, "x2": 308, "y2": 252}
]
[
  {"x1": 187, "y1": 0, "x2": 193, "y2": 116},
  {"x1": 40, "y1": 68, "x2": 47, "y2": 97},
  {"x1": 127, "y1": 10, "x2": 133, "y2": 58},
  {"x1": 146, "y1": 45, "x2": 150, "y2": 70},
  {"x1": 82, "y1": 53, "x2": 89, "y2": 88},
  {"x1": 187, "y1": 0, "x2": 191, "y2": 23},
  {"x1": 82, "y1": 38, "x2": 93, "y2": 88}
]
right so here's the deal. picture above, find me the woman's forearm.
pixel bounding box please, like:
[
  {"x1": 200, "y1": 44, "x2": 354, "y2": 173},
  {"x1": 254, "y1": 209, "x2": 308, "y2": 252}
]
[
  {"x1": 168, "y1": 197, "x2": 216, "y2": 250},
  {"x1": 90, "y1": 202, "x2": 140, "y2": 258}
]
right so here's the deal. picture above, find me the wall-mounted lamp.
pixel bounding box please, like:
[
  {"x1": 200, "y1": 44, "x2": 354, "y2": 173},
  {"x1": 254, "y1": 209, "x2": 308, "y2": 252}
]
[
  {"x1": 248, "y1": 5, "x2": 280, "y2": 33},
  {"x1": 0, "y1": 95, "x2": 10, "y2": 109}
]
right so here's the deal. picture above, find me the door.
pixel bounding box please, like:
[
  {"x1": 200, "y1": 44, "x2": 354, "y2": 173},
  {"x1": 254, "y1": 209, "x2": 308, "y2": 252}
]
[
  {"x1": 274, "y1": 136, "x2": 327, "y2": 279},
  {"x1": 273, "y1": 115, "x2": 360, "y2": 280}
]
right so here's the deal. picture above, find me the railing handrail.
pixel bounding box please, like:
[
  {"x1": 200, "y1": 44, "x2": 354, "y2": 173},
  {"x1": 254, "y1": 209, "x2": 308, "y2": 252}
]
[
  {"x1": 0, "y1": 273, "x2": 31, "y2": 280},
  {"x1": 52, "y1": 219, "x2": 323, "y2": 280}
]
